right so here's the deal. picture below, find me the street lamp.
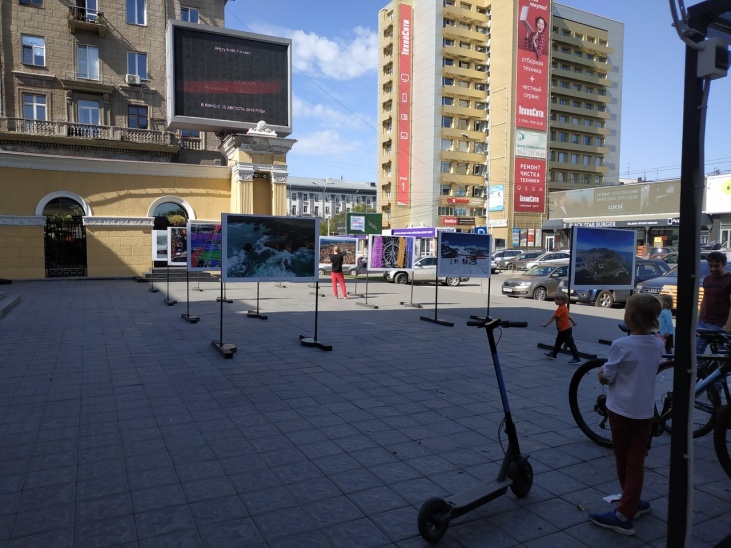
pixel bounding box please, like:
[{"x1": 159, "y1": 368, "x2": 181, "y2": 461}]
[{"x1": 461, "y1": 133, "x2": 489, "y2": 232}]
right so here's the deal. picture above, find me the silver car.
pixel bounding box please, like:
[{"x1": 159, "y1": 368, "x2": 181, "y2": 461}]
[
  {"x1": 383, "y1": 256, "x2": 469, "y2": 286},
  {"x1": 502, "y1": 261, "x2": 569, "y2": 300}
]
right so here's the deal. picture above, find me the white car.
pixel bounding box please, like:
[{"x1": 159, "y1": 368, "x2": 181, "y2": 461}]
[
  {"x1": 383, "y1": 256, "x2": 469, "y2": 286},
  {"x1": 525, "y1": 251, "x2": 571, "y2": 270}
]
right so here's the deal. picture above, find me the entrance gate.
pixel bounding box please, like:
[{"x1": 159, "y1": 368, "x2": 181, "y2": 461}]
[{"x1": 44, "y1": 216, "x2": 87, "y2": 277}]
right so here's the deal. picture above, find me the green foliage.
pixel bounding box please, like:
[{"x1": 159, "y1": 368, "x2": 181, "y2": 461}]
[
  {"x1": 48, "y1": 213, "x2": 72, "y2": 224},
  {"x1": 167, "y1": 214, "x2": 187, "y2": 226},
  {"x1": 320, "y1": 203, "x2": 375, "y2": 235}
]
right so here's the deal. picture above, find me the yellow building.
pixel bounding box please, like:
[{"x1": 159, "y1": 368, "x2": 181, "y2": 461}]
[
  {"x1": 0, "y1": 0, "x2": 294, "y2": 280},
  {"x1": 376, "y1": 0, "x2": 623, "y2": 249}
]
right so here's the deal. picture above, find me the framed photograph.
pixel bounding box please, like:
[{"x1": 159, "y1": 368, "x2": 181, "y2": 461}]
[
  {"x1": 152, "y1": 230, "x2": 168, "y2": 262},
  {"x1": 222, "y1": 214, "x2": 319, "y2": 282},
  {"x1": 367, "y1": 235, "x2": 415, "y2": 269},
  {"x1": 571, "y1": 227, "x2": 637, "y2": 290},
  {"x1": 437, "y1": 232, "x2": 492, "y2": 278},
  {"x1": 167, "y1": 226, "x2": 188, "y2": 266},
  {"x1": 319, "y1": 237, "x2": 358, "y2": 274},
  {"x1": 187, "y1": 222, "x2": 222, "y2": 271}
]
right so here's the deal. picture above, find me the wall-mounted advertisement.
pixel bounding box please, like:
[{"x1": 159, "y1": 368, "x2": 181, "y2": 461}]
[
  {"x1": 516, "y1": 0, "x2": 550, "y2": 131},
  {"x1": 396, "y1": 4, "x2": 413, "y2": 206},
  {"x1": 368, "y1": 235, "x2": 415, "y2": 269},
  {"x1": 512, "y1": 228, "x2": 520, "y2": 247},
  {"x1": 514, "y1": 158, "x2": 546, "y2": 213},
  {"x1": 222, "y1": 214, "x2": 318, "y2": 282},
  {"x1": 550, "y1": 182, "x2": 680, "y2": 219},
  {"x1": 571, "y1": 227, "x2": 637, "y2": 290},
  {"x1": 152, "y1": 230, "x2": 168, "y2": 262},
  {"x1": 437, "y1": 232, "x2": 492, "y2": 278},
  {"x1": 489, "y1": 185, "x2": 505, "y2": 212},
  {"x1": 704, "y1": 174, "x2": 731, "y2": 214},
  {"x1": 319, "y1": 237, "x2": 358, "y2": 271},
  {"x1": 167, "y1": 227, "x2": 188, "y2": 266},
  {"x1": 515, "y1": 129, "x2": 547, "y2": 159},
  {"x1": 187, "y1": 222, "x2": 222, "y2": 271}
]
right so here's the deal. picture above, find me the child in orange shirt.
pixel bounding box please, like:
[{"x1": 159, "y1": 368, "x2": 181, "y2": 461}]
[{"x1": 541, "y1": 291, "x2": 581, "y2": 364}]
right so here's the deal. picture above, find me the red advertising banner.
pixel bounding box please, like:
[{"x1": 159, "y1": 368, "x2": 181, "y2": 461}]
[
  {"x1": 397, "y1": 4, "x2": 412, "y2": 206},
  {"x1": 515, "y1": 0, "x2": 550, "y2": 131},
  {"x1": 514, "y1": 158, "x2": 546, "y2": 212}
]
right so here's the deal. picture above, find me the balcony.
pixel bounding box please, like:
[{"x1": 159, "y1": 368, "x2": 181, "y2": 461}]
[
  {"x1": 67, "y1": 7, "x2": 108, "y2": 38},
  {"x1": 0, "y1": 118, "x2": 178, "y2": 153}
]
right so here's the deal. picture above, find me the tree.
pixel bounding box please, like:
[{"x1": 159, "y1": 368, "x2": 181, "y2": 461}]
[{"x1": 320, "y1": 203, "x2": 376, "y2": 236}]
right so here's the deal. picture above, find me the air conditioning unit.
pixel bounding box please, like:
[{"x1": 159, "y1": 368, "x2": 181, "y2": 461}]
[{"x1": 125, "y1": 74, "x2": 141, "y2": 85}]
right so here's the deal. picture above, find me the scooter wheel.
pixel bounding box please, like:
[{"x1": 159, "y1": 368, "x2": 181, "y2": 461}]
[
  {"x1": 417, "y1": 497, "x2": 450, "y2": 543},
  {"x1": 509, "y1": 457, "x2": 533, "y2": 498}
]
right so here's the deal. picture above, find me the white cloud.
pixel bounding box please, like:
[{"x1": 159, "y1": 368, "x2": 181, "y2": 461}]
[
  {"x1": 291, "y1": 129, "x2": 363, "y2": 158},
  {"x1": 292, "y1": 96, "x2": 374, "y2": 131},
  {"x1": 249, "y1": 24, "x2": 378, "y2": 80}
]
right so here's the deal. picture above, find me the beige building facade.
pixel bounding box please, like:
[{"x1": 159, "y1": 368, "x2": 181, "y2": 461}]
[
  {"x1": 0, "y1": 0, "x2": 294, "y2": 280},
  {"x1": 377, "y1": 0, "x2": 623, "y2": 249}
]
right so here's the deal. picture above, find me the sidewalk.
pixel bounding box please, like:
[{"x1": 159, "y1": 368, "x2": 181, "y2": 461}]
[{"x1": 0, "y1": 278, "x2": 728, "y2": 547}]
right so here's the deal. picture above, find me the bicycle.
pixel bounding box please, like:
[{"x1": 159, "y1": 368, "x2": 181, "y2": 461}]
[{"x1": 568, "y1": 328, "x2": 730, "y2": 448}]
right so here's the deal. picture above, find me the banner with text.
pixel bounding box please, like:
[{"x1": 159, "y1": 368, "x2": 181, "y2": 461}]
[
  {"x1": 514, "y1": 158, "x2": 546, "y2": 212},
  {"x1": 397, "y1": 4, "x2": 412, "y2": 206}
]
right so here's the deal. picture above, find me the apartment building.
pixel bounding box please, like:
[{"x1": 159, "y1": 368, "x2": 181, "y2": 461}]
[
  {"x1": 0, "y1": 0, "x2": 295, "y2": 280},
  {"x1": 376, "y1": 0, "x2": 623, "y2": 249}
]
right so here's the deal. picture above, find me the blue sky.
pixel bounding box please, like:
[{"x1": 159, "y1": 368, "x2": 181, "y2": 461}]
[{"x1": 224, "y1": 1, "x2": 731, "y2": 184}]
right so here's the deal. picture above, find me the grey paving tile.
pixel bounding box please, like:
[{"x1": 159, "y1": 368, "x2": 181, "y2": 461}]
[
  {"x1": 132, "y1": 484, "x2": 187, "y2": 513},
  {"x1": 252, "y1": 507, "x2": 317, "y2": 540},
  {"x1": 17, "y1": 483, "x2": 76, "y2": 513},
  {"x1": 181, "y1": 476, "x2": 237, "y2": 503},
  {"x1": 321, "y1": 517, "x2": 392, "y2": 547},
  {"x1": 241, "y1": 486, "x2": 297, "y2": 515},
  {"x1": 135, "y1": 504, "x2": 196, "y2": 541},
  {"x1": 7, "y1": 528, "x2": 74, "y2": 548},
  {"x1": 73, "y1": 515, "x2": 138, "y2": 547},
  {"x1": 139, "y1": 528, "x2": 205, "y2": 548},
  {"x1": 11, "y1": 503, "x2": 75, "y2": 538}
]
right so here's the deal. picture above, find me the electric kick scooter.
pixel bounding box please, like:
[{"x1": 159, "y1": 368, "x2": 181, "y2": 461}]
[{"x1": 417, "y1": 317, "x2": 534, "y2": 543}]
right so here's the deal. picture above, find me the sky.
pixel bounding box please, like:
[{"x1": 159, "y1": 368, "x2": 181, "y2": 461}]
[{"x1": 224, "y1": 1, "x2": 731, "y2": 184}]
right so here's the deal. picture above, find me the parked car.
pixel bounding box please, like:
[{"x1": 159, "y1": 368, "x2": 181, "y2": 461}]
[
  {"x1": 491, "y1": 249, "x2": 523, "y2": 273},
  {"x1": 635, "y1": 260, "x2": 731, "y2": 309},
  {"x1": 383, "y1": 256, "x2": 469, "y2": 286},
  {"x1": 644, "y1": 247, "x2": 675, "y2": 260},
  {"x1": 559, "y1": 258, "x2": 671, "y2": 308},
  {"x1": 501, "y1": 260, "x2": 569, "y2": 300},
  {"x1": 503, "y1": 251, "x2": 544, "y2": 272},
  {"x1": 525, "y1": 251, "x2": 571, "y2": 270}
]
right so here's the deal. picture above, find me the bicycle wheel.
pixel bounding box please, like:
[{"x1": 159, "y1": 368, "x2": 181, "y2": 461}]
[
  {"x1": 568, "y1": 358, "x2": 613, "y2": 447},
  {"x1": 656, "y1": 360, "x2": 721, "y2": 438},
  {"x1": 713, "y1": 404, "x2": 731, "y2": 480}
]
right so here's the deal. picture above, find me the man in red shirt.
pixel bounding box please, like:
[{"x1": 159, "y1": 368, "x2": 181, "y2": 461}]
[{"x1": 697, "y1": 251, "x2": 731, "y2": 353}]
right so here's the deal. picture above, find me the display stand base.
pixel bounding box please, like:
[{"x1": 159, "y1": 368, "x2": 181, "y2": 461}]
[
  {"x1": 401, "y1": 302, "x2": 423, "y2": 308},
  {"x1": 420, "y1": 316, "x2": 454, "y2": 327},
  {"x1": 469, "y1": 315, "x2": 487, "y2": 321},
  {"x1": 247, "y1": 311, "x2": 268, "y2": 320},
  {"x1": 356, "y1": 302, "x2": 379, "y2": 309},
  {"x1": 181, "y1": 314, "x2": 199, "y2": 324},
  {"x1": 211, "y1": 340, "x2": 237, "y2": 358},
  {"x1": 299, "y1": 335, "x2": 332, "y2": 351},
  {"x1": 148, "y1": 287, "x2": 159, "y2": 293},
  {"x1": 275, "y1": 283, "x2": 286, "y2": 289},
  {"x1": 164, "y1": 298, "x2": 177, "y2": 306},
  {"x1": 216, "y1": 297, "x2": 233, "y2": 303},
  {"x1": 309, "y1": 291, "x2": 327, "y2": 297}
]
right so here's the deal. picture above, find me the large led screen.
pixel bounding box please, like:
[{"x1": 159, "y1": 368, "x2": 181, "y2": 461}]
[
  {"x1": 222, "y1": 215, "x2": 318, "y2": 282},
  {"x1": 166, "y1": 21, "x2": 292, "y2": 135}
]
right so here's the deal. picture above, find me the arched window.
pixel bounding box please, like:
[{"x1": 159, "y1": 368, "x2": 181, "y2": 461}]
[
  {"x1": 43, "y1": 197, "x2": 85, "y2": 218},
  {"x1": 152, "y1": 201, "x2": 188, "y2": 229}
]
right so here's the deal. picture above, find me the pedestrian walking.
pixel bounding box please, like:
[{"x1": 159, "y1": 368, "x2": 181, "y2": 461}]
[{"x1": 541, "y1": 291, "x2": 581, "y2": 364}]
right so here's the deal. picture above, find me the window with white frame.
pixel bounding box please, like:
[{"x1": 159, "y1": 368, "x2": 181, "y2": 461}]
[
  {"x1": 181, "y1": 6, "x2": 199, "y2": 22},
  {"x1": 78, "y1": 100, "x2": 100, "y2": 125},
  {"x1": 127, "y1": 52, "x2": 148, "y2": 79},
  {"x1": 22, "y1": 35, "x2": 45, "y2": 66},
  {"x1": 23, "y1": 93, "x2": 46, "y2": 120},
  {"x1": 77, "y1": 44, "x2": 99, "y2": 80},
  {"x1": 126, "y1": 0, "x2": 146, "y2": 25}
]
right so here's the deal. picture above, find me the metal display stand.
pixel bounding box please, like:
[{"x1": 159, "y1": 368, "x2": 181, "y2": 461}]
[
  {"x1": 192, "y1": 271, "x2": 204, "y2": 292},
  {"x1": 163, "y1": 265, "x2": 177, "y2": 306},
  {"x1": 216, "y1": 282, "x2": 233, "y2": 303},
  {"x1": 400, "y1": 270, "x2": 422, "y2": 308},
  {"x1": 148, "y1": 259, "x2": 159, "y2": 293},
  {"x1": 420, "y1": 272, "x2": 453, "y2": 326},
  {"x1": 300, "y1": 281, "x2": 332, "y2": 351},
  {"x1": 211, "y1": 280, "x2": 237, "y2": 358},
  {"x1": 181, "y1": 270, "x2": 199, "y2": 323},
  {"x1": 355, "y1": 268, "x2": 378, "y2": 309},
  {"x1": 470, "y1": 277, "x2": 492, "y2": 320},
  {"x1": 247, "y1": 282, "x2": 268, "y2": 320}
]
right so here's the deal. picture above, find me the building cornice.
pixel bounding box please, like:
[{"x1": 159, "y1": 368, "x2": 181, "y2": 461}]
[
  {"x1": 83, "y1": 217, "x2": 154, "y2": 227},
  {"x1": 0, "y1": 216, "x2": 47, "y2": 226},
  {"x1": 0, "y1": 151, "x2": 229, "y2": 178}
]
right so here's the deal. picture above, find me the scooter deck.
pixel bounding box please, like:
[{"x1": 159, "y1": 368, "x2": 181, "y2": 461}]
[{"x1": 447, "y1": 478, "x2": 512, "y2": 518}]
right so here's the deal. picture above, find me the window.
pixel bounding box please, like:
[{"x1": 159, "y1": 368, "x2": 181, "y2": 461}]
[
  {"x1": 557, "y1": 152, "x2": 566, "y2": 162},
  {"x1": 442, "y1": 77, "x2": 454, "y2": 86},
  {"x1": 585, "y1": 86, "x2": 594, "y2": 94},
  {"x1": 571, "y1": 134, "x2": 579, "y2": 144},
  {"x1": 443, "y1": 38, "x2": 455, "y2": 47},
  {"x1": 595, "y1": 157, "x2": 603, "y2": 166},
  {"x1": 570, "y1": 154, "x2": 579, "y2": 164},
  {"x1": 572, "y1": 117, "x2": 580, "y2": 125},
  {"x1": 443, "y1": 58, "x2": 454, "y2": 66},
  {"x1": 127, "y1": 0, "x2": 146, "y2": 25},
  {"x1": 559, "y1": 115, "x2": 568, "y2": 123},
  {"x1": 441, "y1": 138, "x2": 452, "y2": 151},
  {"x1": 595, "y1": 137, "x2": 603, "y2": 146},
  {"x1": 573, "y1": 83, "x2": 582, "y2": 92},
  {"x1": 443, "y1": 18, "x2": 455, "y2": 27},
  {"x1": 127, "y1": 52, "x2": 148, "y2": 79},
  {"x1": 458, "y1": 99, "x2": 469, "y2": 108},
  {"x1": 558, "y1": 132, "x2": 568, "y2": 142},
  {"x1": 128, "y1": 105, "x2": 148, "y2": 129},
  {"x1": 74, "y1": 0, "x2": 98, "y2": 21},
  {"x1": 573, "y1": 100, "x2": 581, "y2": 108},
  {"x1": 78, "y1": 100, "x2": 99, "y2": 125},
  {"x1": 457, "y1": 140, "x2": 469, "y2": 152},
  {"x1": 182, "y1": 129, "x2": 201, "y2": 139},
  {"x1": 560, "y1": 81, "x2": 569, "y2": 89},
  {"x1": 583, "y1": 136, "x2": 592, "y2": 146},
  {"x1": 455, "y1": 207, "x2": 467, "y2": 216},
  {"x1": 181, "y1": 6, "x2": 199, "y2": 23},
  {"x1": 558, "y1": 98, "x2": 568, "y2": 106},
  {"x1": 77, "y1": 44, "x2": 99, "y2": 80},
  {"x1": 20, "y1": 0, "x2": 43, "y2": 5},
  {"x1": 22, "y1": 35, "x2": 45, "y2": 67},
  {"x1": 458, "y1": 60, "x2": 470, "y2": 69},
  {"x1": 441, "y1": 116, "x2": 452, "y2": 128},
  {"x1": 475, "y1": 101, "x2": 486, "y2": 110},
  {"x1": 441, "y1": 184, "x2": 451, "y2": 195},
  {"x1": 303, "y1": 204, "x2": 308, "y2": 214},
  {"x1": 438, "y1": 207, "x2": 454, "y2": 216},
  {"x1": 583, "y1": 155, "x2": 591, "y2": 165},
  {"x1": 584, "y1": 119, "x2": 592, "y2": 127},
  {"x1": 441, "y1": 162, "x2": 451, "y2": 173},
  {"x1": 23, "y1": 93, "x2": 46, "y2": 120},
  {"x1": 585, "y1": 103, "x2": 594, "y2": 110}
]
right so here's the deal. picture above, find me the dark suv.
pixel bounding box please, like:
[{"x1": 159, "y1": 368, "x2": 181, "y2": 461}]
[{"x1": 560, "y1": 258, "x2": 670, "y2": 308}]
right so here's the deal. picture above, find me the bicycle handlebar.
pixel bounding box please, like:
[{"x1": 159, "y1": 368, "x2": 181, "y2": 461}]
[{"x1": 466, "y1": 318, "x2": 528, "y2": 329}]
